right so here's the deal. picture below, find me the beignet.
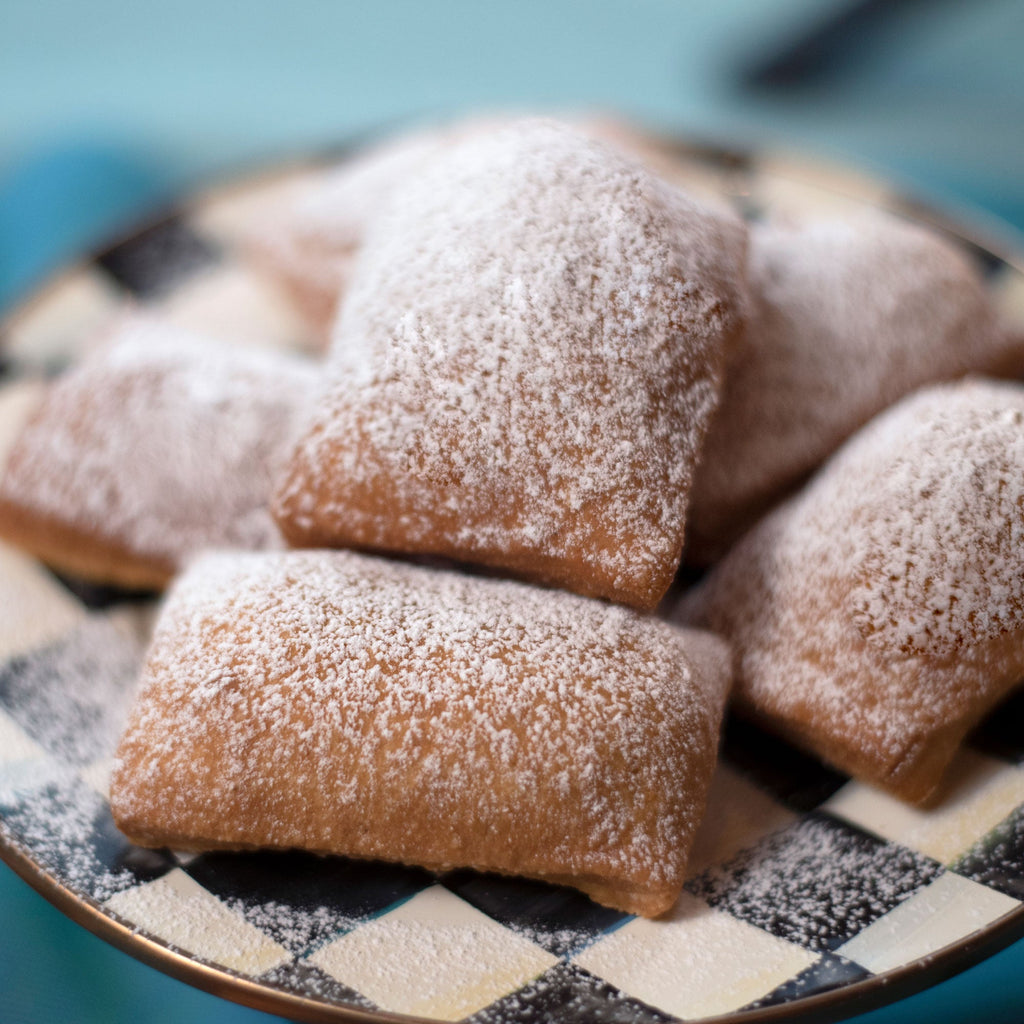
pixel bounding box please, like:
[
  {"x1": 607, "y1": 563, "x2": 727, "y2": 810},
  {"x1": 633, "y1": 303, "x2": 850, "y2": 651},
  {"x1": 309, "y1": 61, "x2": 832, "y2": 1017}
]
[
  {"x1": 273, "y1": 118, "x2": 748, "y2": 610},
  {"x1": 687, "y1": 214, "x2": 1020, "y2": 563},
  {"x1": 679, "y1": 380, "x2": 1024, "y2": 803},
  {"x1": 0, "y1": 316, "x2": 318, "y2": 589},
  {"x1": 243, "y1": 125, "x2": 460, "y2": 337},
  {"x1": 110, "y1": 549, "x2": 731, "y2": 917}
]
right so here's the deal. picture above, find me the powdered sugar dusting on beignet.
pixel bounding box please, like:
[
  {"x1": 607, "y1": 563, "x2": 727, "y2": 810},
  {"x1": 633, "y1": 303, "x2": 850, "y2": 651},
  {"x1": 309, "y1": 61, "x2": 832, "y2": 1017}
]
[
  {"x1": 688, "y1": 214, "x2": 1015, "y2": 563},
  {"x1": 274, "y1": 118, "x2": 748, "y2": 609},
  {"x1": 111, "y1": 548, "x2": 731, "y2": 916},
  {"x1": 680, "y1": 379, "x2": 1024, "y2": 802},
  {"x1": 0, "y1": 316, "x2": 319, "y2": 585}
]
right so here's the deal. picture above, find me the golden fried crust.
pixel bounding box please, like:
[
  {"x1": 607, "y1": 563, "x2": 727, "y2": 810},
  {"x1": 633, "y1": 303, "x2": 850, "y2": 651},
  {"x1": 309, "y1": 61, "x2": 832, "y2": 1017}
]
[
  {"x1": 273, "y1": 118, "x2": 747, "y2": 611},
  {"x1": 111, "y1": 549, "x2": 732, "y2": 917},
  {"x1": 0, "y1": 496, "x2": 173, "y2": 590},
  {"x1": 679, "y1": 380, "x2": 1024, "y2": 804},
  {"x1": 0, "y1": 316, "x2": 317, "y2": 590}
]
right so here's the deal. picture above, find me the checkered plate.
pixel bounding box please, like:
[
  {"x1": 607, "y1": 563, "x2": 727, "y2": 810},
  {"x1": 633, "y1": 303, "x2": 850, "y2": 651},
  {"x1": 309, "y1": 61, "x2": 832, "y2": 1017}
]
[{"x1": 3, "y1": 136, "x2": 1024, "y2": 1024}]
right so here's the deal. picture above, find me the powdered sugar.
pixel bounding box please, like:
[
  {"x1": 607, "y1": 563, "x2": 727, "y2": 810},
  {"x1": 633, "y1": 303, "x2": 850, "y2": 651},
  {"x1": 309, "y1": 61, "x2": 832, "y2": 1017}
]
[
  {"x1": 688, "y1": 213, "x2": 1015, "y2": 561},
  {"x1": 291, "y1": 126, "x2": 464, "y2": 255},
  {"x1": 0, "y1": 315, "x2": 319, "y2": 575},
  {"x1": 111, "y1": 548, "x2": 731, "y2": 914},
  {"x1": 2, "y1": 776, "x2": 143, "y2": 902},
  {"x1": 0, "y1": 613, "x2": 147, "y2": 768},
  {"x1": 243, "y1": 126, "x2": 457, "y2": 332},
  {"x1": 0, "y1": 612, "x2": 150, "y2": 901},
  {"x1": 689, "y1": 815, "x2": 942, "y2": 953},
  {"x1": 275, "y1": 118, "x2": 747, "y2": 608},
  {"x1": 845, "y1": 390, "x2": 1024, "y2": 656},
  {"x1": 680, "y1": 379, "x2": 1024, "y2": 800}
]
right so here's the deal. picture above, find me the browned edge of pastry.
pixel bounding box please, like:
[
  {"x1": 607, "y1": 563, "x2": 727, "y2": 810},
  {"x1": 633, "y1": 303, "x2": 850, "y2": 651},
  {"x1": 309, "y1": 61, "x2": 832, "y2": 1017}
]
[
  {"x1": 276, "y1": 526, "x2": 673, "y2": 613},
  {"x1": 0, "y1": 496, "x2": 173, "y2": 590}
]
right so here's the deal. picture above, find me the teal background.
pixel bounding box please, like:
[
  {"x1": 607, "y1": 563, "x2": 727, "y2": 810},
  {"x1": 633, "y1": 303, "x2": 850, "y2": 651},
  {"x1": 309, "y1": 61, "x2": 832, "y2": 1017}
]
[{"x1": 3, "y1": 1, "x2": 1024, "y2": 1021}]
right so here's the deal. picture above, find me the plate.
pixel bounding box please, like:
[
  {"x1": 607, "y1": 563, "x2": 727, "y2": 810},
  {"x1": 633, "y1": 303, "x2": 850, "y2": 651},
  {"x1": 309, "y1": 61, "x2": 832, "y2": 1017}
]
[{"x1": 3, "y1": 136, "x2": 1024, "y2": 1024}]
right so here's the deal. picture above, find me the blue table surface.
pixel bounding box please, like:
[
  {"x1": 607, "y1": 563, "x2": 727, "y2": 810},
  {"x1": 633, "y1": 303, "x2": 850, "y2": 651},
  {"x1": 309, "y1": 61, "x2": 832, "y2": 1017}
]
[{"x1": 3, "y1": 1, "x2": 1024, "y2": 1021}]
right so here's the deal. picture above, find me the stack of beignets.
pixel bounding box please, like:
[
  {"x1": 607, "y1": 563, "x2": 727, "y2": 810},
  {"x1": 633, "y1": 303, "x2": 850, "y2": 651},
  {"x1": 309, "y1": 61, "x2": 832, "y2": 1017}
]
[
  {"x1": 273, "y1": 118, "x2": 748, "y2": 610},
  {"x1": 680, "y1": 380, "x2": 1024, "y2": 803},
  {"x1": 687, "y1": 213, "x2": 1023, "y2": 562},
  {"x1": 54, "y1": 117, "x2": 747, "y2": 918},
  {"x1": 4, "y1": 113, "x2": 1023, "y2": 926}
]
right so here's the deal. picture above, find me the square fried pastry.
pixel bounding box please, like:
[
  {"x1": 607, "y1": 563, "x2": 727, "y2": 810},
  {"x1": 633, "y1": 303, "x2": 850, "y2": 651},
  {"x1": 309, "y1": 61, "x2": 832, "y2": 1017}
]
[
  {"x1": 110, "y1": 548, "x2": 731, "y2": 917},
  {"x1": 0, "y1": 316, "x2": 318, "y2": 590},
  {"x1": 273, "y1": 118, "x2": 748, "y2": 610},
  {"x1": 679, "y1": 379, "x2": 1024, "y2": 803},
  {"x1": 687, "y1": 213, "x2": 1024, "y2": 564}
]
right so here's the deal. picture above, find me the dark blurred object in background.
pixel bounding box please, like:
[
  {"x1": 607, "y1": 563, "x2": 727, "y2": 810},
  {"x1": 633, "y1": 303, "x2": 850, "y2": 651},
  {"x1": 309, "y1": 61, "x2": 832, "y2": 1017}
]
[
  {"x1": 737, "y1": 0, "x2": 969, "y2": 90},
  {"x1": 726, "y1": 0, "x2": 1024, "y2": 232}
]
